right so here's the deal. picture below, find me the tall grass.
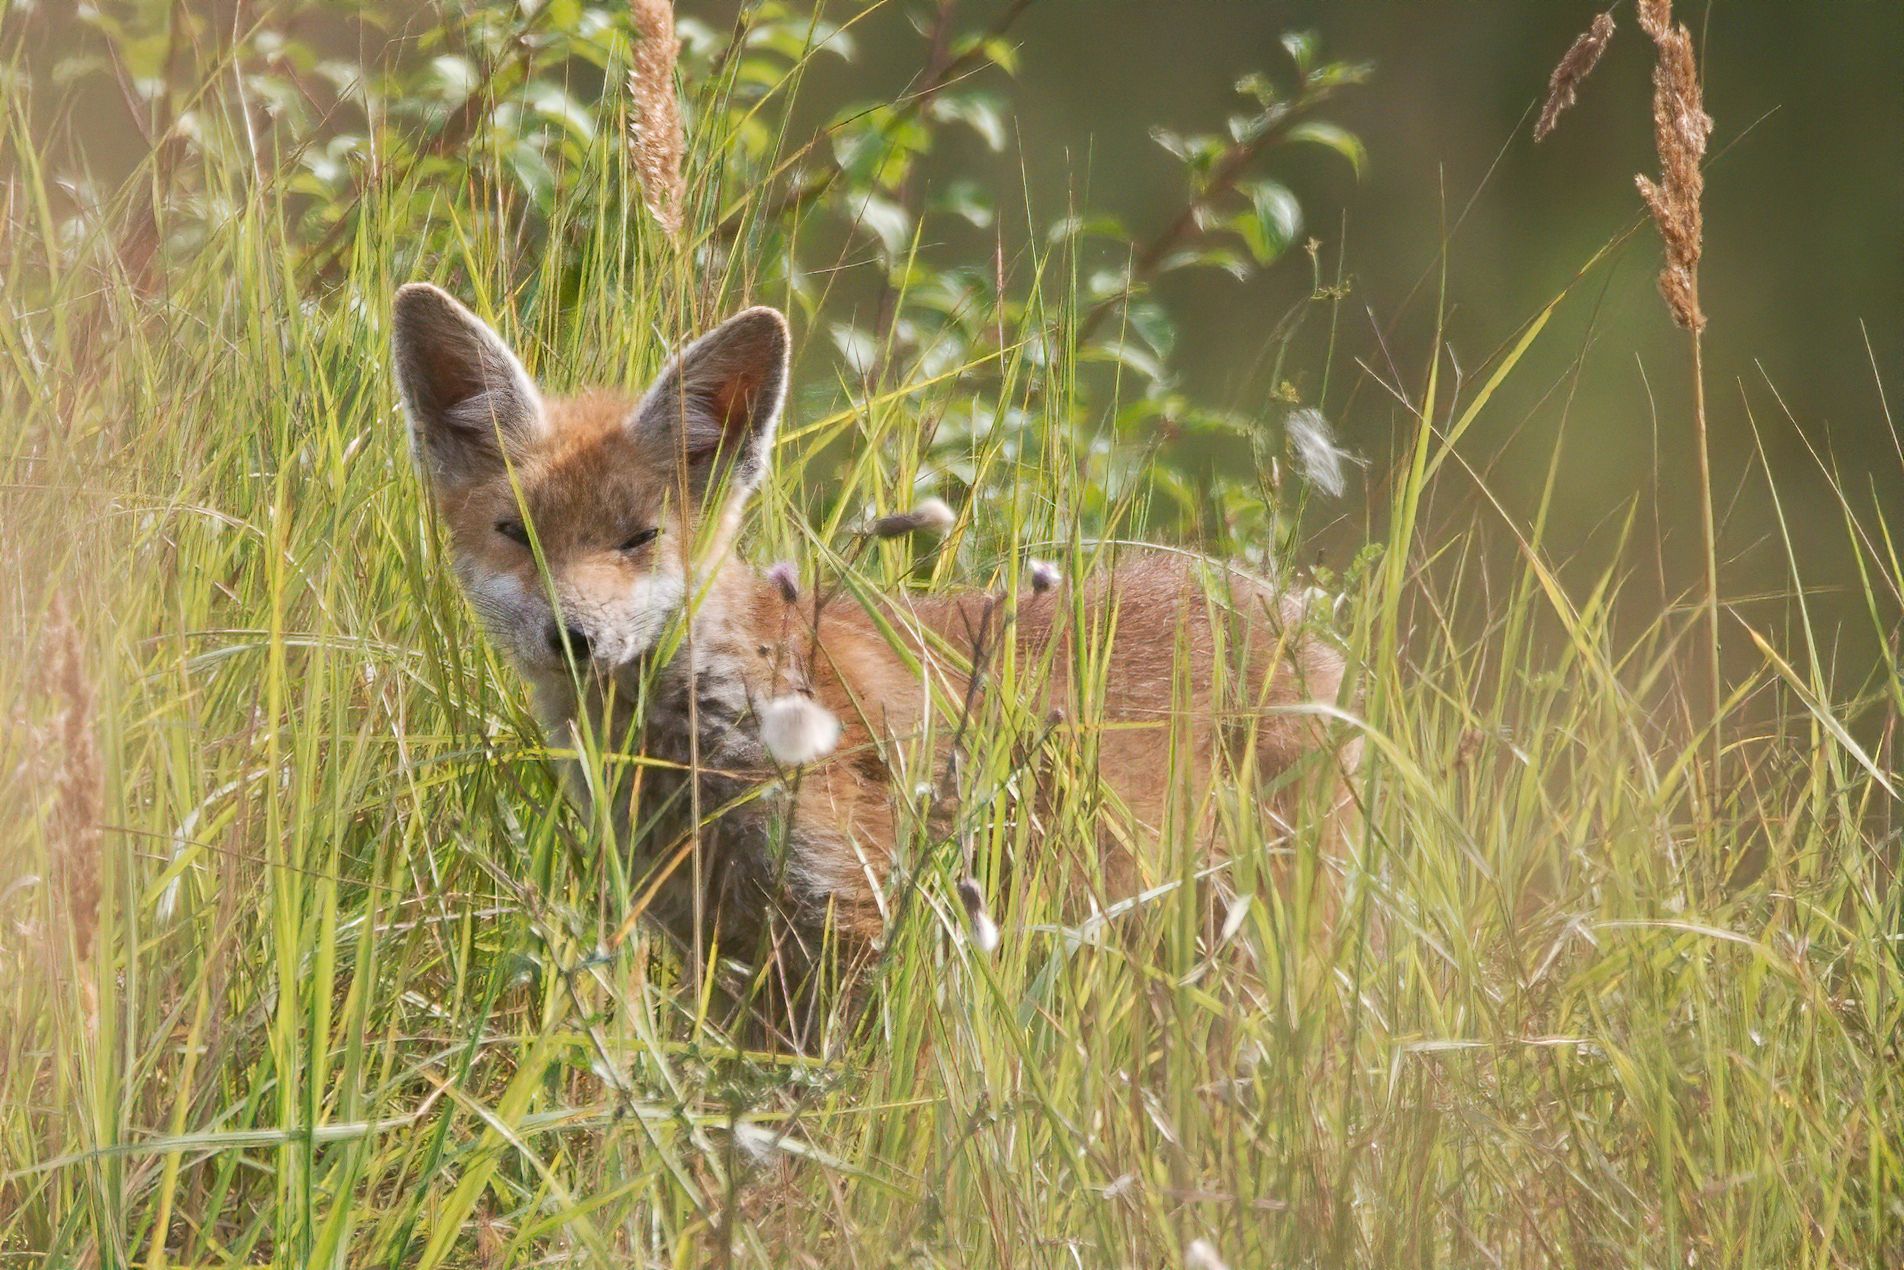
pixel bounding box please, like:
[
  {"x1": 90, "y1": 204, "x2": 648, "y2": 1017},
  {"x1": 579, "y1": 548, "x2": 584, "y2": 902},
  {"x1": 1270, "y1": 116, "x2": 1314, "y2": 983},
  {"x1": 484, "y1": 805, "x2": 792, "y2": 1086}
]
[{"x1": 3, "y1": 14, "x2": 1901, "y2": 1268}]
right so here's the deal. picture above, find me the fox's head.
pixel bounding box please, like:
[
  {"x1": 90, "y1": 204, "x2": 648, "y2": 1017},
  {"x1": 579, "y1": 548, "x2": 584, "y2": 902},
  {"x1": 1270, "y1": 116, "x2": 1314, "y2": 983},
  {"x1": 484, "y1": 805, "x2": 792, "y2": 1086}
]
[{"x1": 392, "y1": 283, "x2": 789, "y2": 677}]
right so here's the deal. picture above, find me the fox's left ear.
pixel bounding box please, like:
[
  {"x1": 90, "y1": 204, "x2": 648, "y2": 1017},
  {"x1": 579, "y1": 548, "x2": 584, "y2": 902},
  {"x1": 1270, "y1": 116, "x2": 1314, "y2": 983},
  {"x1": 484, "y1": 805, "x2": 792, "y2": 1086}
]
[{"x1": 631, "y1": 306, "x2": 790, "y2": 504}]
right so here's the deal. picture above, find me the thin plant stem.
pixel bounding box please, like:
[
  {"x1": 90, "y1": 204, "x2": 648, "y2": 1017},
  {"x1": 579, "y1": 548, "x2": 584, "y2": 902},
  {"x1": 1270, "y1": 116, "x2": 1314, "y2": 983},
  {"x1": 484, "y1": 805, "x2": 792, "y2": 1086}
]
[{"x1": 1691, "y1": 326, "x2": 1722, "y2": 799}]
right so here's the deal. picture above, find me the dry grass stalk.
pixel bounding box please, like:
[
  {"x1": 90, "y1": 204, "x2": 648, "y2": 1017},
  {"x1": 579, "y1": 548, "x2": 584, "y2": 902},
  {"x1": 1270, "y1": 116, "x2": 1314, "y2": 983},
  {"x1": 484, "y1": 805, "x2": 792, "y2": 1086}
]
[
  {"x1": 474, "y1": 1206, "x2": 508, "y2": 1268},
  {"x1": 42, "y1": 596, "x2": 103, "y2": 963},
  {"x1": 1634, "y1": 0, "x2": 1711, "y2": 331},
  {"x1": 1534, "y1": 10, "x2": 1616, "y2": 142},
  {"x1": 1629, "y1": 0, "x2": 1722, "y2": 768},
  {"x1": 628, "y1": 0, "x2": 686, "y2": 236}
]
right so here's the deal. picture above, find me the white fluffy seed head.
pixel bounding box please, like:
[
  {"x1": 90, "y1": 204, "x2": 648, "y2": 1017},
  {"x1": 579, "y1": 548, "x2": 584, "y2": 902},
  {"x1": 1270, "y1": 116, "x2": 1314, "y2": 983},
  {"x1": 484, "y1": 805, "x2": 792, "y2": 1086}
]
[
  {"x1": 915, "y1": 497, "x2": 956, "y2": 533},
  {"x1": 1185, "y1": 1239, "x2": 1230, "y2": 1270},
  {"x1": 1027, "y1": 558, "x2": 1062, "y2": 594},
  {"x1": 866, "y1": 496, "x2": 956, "y2": 539},
  {"x1": 956, "y1": 876, "x2": 1000, "y2": 954},
  {"x1": 1285, "y1": 407, "x2": 1355, "y2": 498},
  {"x1": 758, "y1": 695, "x2": 841, "y2": 766},
  {"x1": 731, "y1": 1122, "x2": 785, "y2": 1164},
  {"x1": 765, "y1": 560, "x2": 800, "y2": 603}
]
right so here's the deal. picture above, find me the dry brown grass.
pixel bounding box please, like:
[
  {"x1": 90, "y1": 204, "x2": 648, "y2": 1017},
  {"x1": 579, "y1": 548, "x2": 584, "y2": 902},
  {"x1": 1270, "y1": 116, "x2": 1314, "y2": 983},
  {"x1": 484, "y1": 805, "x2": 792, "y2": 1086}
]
[
  {"x1": 41, "y1": 595, "x2": 102, "y2": 964},
  {"x1": 1534, "y1": 10, "x2": 1615, "y2": 143},
  {"x1": 1634, "y1": 0, "x2": 1712, "y2": 331},
  {"x1": 1532, "y1": 0, "x2": 1722, "y2": 791},
  {"x1": 1534, "y1": 0, "x2": 1710, "y2": 332}
]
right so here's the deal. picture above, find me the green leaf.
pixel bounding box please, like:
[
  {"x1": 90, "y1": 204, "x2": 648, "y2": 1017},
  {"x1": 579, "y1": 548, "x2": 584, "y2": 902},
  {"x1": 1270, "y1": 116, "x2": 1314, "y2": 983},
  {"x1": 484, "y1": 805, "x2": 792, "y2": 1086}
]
[
  {"x1": 828, "y1": 323, "x2": 879, "y2": 377},
  {"x1": 1236, "y1": 179, "x2": 1302, "y2": 264},
  {"x1": 1082, "y1": 339, "x2": 1167, "y2": 383},
  {"x1": 851, "y1": 192, "x2": 913, "y2": 260},
  {"x1": 1285, "y1": 120, "x2": 1366, "y2": 178},
  {"x1": 1158, "y1": 246, "x2": 1252, "y2": 281},
  {"x1": 1308, "y1": 59, "x2": 1375, "y2": 91},
  {"x1": 930, "y1": 92, "x2": 1007, "y2": 152},
  {"x1": 1228, "y1": 112, "x2": 1270, "y2": 145},
  {"x1": 508, "y1": 139, "x2": 556, "y2": 204},
  {"x1": 1150, "y1": 126, "x2": 1193, "y2": 161},
  {"x1": 1126, "y1": 302, "x2": 1177, "y2": 359},
  {"x1": 428, "y1": 54, "x2": 478, "y2": 98},
  {"x1": 525, "y1": 83, "x2": 594, "y2": 145},
  {"x1": 542, "y1": 0, "x2": 584, "y2": 32},
  {"x1": 751, "y1": 18, "x2": 854, "y2": 62},
  {"x1": 1151, "y1": 127, "x2": 1225, "y2": 173},
  {"x1": 1047, "y1": 213, "x2": 1128, "y2": 244},
  {"x1": 934, "y1": 180, "x2": 995, "y2": 229},
  {"x1": 675, "y1": 17, "x2": 723, "y2": 59},
  {"x1": 1087, "y1": 267, "x2": 1134, "y2": 301},
  {"x1": 832, "y1": 106, "x2": 932, "y2": 186},
  {"x1": 1235, "y1": 71, "x2": 1280, "y2": 108},
  {"x1": 1147, "y1": 462, "x2": 1198, "y2": 512},
  {"x1": 1281, "y1": 30, "x2": 1318, "y2": 78},
  {"x1": 735, "y1": 54, "x2": 787, "y2": 91}
]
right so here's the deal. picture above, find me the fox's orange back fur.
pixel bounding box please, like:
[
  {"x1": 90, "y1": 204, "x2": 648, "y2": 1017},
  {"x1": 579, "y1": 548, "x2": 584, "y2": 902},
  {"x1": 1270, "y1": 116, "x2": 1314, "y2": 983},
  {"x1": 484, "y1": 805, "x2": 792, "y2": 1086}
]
[{"x1": 393, "y1": 286, "x2": 1355, "y2": 987}]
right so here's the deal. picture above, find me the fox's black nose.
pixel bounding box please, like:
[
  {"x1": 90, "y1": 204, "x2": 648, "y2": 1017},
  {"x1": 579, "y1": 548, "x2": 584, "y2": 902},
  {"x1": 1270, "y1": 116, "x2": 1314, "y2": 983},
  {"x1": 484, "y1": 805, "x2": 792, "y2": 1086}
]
[{"x1": 548, "y1": 623, "x2": 591, "y2": 661}]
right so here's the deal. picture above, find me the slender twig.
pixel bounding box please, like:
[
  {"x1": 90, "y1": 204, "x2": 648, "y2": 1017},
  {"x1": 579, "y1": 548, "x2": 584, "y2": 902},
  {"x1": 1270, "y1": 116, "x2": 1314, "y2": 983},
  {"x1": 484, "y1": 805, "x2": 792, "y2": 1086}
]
[
  {"x1": 1074, "y1": 77, "x2": 1351, "y2": 344},
  {"x1": 713, "y1": 0, "x2": 1040, "y2": 244}
]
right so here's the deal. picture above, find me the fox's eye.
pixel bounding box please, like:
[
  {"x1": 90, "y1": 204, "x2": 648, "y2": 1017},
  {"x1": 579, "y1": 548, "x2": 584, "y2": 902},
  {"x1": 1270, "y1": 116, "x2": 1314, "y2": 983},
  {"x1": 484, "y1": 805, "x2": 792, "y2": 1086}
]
[
  {"x1": 496, "y1": 519, "x2": 531, "y2": 546},
  {"x1": 619, "y1": 527, "x2": 661, "y2": 553}
]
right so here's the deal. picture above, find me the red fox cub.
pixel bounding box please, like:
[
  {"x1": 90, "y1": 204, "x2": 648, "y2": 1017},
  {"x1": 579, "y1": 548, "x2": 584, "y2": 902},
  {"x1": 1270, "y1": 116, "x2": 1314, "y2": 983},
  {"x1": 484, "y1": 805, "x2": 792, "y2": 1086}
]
[{"x1": 393, "y1": 284, "x2": 1353, "y2": 974}]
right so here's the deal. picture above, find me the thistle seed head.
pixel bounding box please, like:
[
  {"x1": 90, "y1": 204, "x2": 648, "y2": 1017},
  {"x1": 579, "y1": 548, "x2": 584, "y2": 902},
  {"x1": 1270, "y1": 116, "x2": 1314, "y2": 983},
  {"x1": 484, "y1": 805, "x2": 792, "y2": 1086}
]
[
  {"x1": 956, "y1": 876, "x2": 1000, "y2": 954},
  {"x1": 765, "y1": 560, "x2": 801, "y2": 604},
  {"x1": 864, "y1": 497, "x2": 956, "y2": 540},
  {"x1": 758, "y1": 695, "x2": 841, "y2": 766},
  {"x1": 1027, "y1": 558, "x2": 1063, "y2": 594},
  {"x1": 1186, "y1": 1239, "x2": 1231, "y2": 1270}
]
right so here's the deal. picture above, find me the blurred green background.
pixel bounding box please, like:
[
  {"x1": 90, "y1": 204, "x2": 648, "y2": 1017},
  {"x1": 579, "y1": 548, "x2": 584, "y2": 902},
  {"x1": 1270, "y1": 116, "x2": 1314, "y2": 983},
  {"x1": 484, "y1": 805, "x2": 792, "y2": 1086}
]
[
  {"x1": 795, "y1": 0, "x2": 1904, "y2": 640},
  {"x1": 16, "y1": 0, "x2": 1903, "y2": 650}
]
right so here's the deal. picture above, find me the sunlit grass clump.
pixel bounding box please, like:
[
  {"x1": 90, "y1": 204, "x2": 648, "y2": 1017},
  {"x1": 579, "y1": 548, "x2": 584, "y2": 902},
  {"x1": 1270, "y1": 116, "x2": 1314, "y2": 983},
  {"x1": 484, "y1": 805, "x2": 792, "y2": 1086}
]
[{"x1": 2, "y1": 6, "x2": 1900, "y2": 1266}]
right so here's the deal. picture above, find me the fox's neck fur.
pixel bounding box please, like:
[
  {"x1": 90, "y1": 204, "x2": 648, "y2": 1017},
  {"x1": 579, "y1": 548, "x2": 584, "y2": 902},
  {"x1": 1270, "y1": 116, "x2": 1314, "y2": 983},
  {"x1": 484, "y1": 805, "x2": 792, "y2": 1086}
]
[{"x1": 533, "y1": 552, "x2": 971, "y2": 957}]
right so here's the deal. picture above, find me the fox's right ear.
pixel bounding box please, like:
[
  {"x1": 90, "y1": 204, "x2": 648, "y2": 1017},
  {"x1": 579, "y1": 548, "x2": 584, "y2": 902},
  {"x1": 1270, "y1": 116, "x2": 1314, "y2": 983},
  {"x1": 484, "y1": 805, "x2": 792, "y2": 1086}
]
[{"x1": 391, "y1": 283, "x2": 544, "y2": 485}]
